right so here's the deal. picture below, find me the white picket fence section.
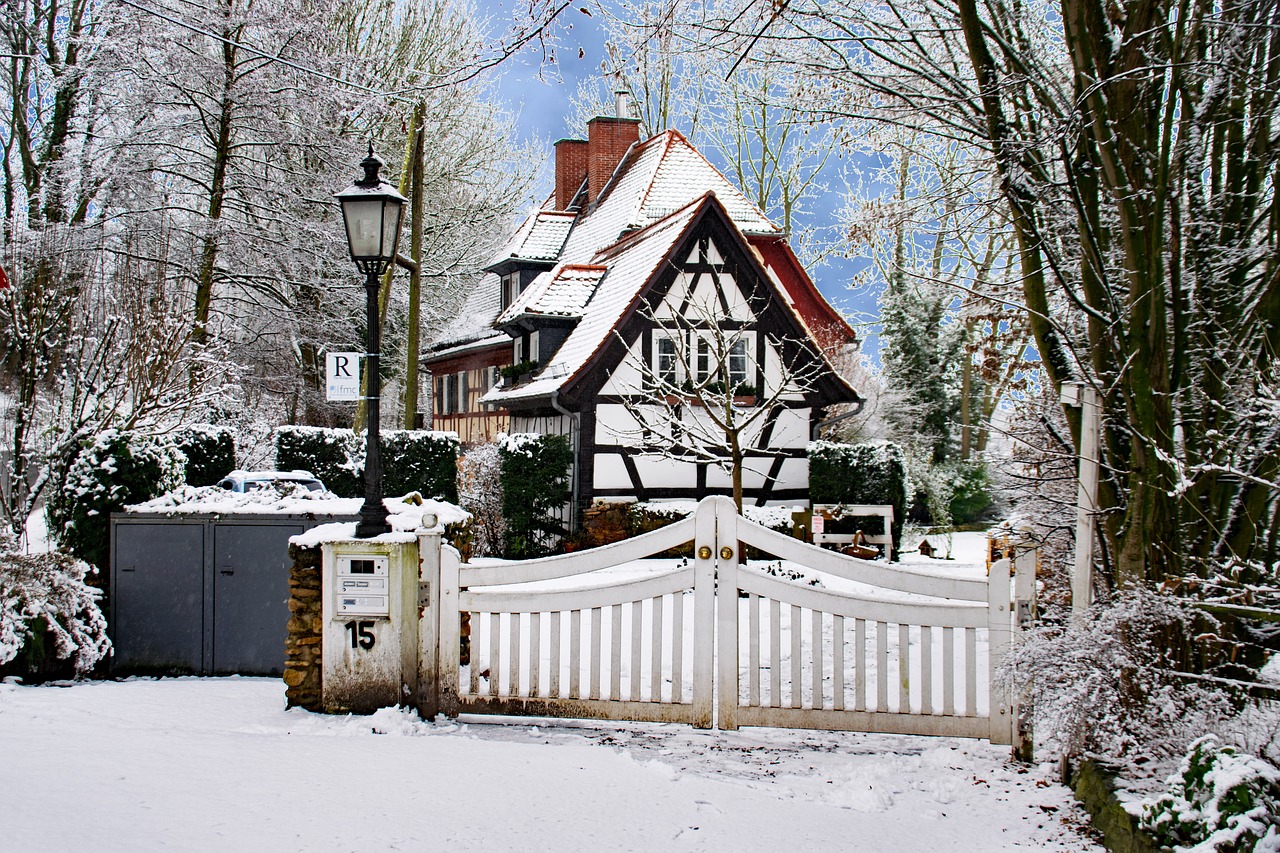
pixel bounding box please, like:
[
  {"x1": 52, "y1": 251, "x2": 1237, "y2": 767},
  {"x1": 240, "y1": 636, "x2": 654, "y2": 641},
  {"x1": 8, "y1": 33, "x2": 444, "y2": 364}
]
[{"x1": 435, "y1": 496, "x2": 1032, "y2": 745}]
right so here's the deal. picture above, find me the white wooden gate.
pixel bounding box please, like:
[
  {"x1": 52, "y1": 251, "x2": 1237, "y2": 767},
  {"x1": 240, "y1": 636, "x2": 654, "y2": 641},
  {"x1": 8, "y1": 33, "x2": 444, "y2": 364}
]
[{"x1": 433, "y1": 496, "x2": 1032, "y2": 746}]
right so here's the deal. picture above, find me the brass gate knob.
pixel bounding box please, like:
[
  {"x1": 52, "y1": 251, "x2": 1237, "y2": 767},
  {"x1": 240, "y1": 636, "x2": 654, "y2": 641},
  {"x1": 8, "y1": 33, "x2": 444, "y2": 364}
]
[
  {"x1": 720, "y1": 546, "x2": 734, "y2": 561},
  {"x1": 697, "y1": 546, "x2": 712, "y2": 560}
]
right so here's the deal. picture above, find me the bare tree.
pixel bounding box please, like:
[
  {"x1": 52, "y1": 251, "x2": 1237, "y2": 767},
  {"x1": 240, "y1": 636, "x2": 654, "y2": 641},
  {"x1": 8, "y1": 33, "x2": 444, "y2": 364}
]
[{"x1": 610, "y1": 298, "x2": 830, "y2": 511}]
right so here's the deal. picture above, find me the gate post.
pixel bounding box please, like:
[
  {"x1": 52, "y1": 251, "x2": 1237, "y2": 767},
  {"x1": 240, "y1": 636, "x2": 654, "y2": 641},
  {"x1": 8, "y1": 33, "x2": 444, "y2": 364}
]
[
  {"x1": 691, "y1": 497, "x2": 717, "y2": 729},
  {"x1": 1011, "y1": 548, "x2": 1038, "y2": 761},
  {"x1": 715, "y1": 496, "x2": 739, "y2": 731},
  {"x1": 417, "y1": 530, "x2": 443, "y2": 718},
  {"x1": 987, "y1": 557, "x2": 1013, "y2": 745},
  {"x1": 436, "y1": 538, "x2": 462, "y2": 719}
]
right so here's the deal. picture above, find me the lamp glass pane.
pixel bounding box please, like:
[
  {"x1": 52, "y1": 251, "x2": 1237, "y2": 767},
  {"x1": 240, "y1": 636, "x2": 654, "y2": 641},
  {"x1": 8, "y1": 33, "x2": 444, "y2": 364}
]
[
  {"x1": 342, "y1": 198, "x2": 385, "y2": 260},
  {"x1": 380, "y1": 200, "x2": 404, "y2": 261}
]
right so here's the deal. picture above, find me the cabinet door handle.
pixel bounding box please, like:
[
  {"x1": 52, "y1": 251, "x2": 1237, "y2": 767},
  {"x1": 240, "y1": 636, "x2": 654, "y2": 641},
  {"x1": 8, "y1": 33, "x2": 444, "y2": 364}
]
[{"x1": 219, "y1": 569, "x2": 234, "y2": 576}]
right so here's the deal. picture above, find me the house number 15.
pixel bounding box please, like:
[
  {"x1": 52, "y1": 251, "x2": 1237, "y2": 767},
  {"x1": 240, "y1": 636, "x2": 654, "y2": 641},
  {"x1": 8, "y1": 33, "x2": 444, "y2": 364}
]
[{"x1": 344, "y1": 620, "x2": 376, "y2": 650}]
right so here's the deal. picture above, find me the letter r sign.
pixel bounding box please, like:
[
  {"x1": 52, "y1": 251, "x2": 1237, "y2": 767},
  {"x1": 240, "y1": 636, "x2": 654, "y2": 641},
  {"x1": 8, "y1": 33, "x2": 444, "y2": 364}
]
[{"x1": 326, "y1": 352, "x2": 361, "y2": 401}]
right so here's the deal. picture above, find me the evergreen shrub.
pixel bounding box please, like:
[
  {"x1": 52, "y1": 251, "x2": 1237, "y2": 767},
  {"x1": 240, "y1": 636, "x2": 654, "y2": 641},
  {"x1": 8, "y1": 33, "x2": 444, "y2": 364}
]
[
  {"x1": 46, "y1": 430, "x2": 186, "y2": 575},
  {"x1": 808, "y1": 440, "x2": 907, "y2": 558},
  {"x1": 946, "y1": 461, "x2": 992, "y2": 524},
  {"x1": 273, "y1": 426, "x2": 363, "y2": 497},
  {"x1": 1140, "y1": 735, "x2": 1280, "y2": 852},
  {"x1": 383, "y1": 430, "x2": 459, "y2": 502},
  {"x1": 174, "y1": 424, "x2": 236, "y2": 487},
  {"x1": 499, "y1": 433, "x2": 572, "y2": 559}
]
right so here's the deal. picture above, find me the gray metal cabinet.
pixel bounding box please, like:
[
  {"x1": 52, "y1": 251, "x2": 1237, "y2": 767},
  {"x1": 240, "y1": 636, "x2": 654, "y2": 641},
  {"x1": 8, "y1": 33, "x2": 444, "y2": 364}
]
[{"x1": 110, "y1": 513, "x2": 355, "y2": 676}]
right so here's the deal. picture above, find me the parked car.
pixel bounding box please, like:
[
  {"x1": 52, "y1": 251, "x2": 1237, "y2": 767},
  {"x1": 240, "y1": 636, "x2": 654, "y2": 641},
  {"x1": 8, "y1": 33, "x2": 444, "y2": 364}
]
[{"x1": 217, "y1": 470, "x2": 326, "y2": 493}]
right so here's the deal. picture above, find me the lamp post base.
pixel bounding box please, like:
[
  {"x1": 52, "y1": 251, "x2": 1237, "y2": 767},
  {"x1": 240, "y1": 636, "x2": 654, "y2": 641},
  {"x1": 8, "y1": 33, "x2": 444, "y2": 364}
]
[{"x1": 355, "y1": 499, "x2": 391, "y2": 539}]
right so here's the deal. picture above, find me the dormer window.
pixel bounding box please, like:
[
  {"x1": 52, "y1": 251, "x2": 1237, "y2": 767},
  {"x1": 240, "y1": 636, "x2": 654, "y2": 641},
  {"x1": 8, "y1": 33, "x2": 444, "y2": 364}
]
[{"x1": 501, "y1": 272, "x2": 521, "y2": 310}]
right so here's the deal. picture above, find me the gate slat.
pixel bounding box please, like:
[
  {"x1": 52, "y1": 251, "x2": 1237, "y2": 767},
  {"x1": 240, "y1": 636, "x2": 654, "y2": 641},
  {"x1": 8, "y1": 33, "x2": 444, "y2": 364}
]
[
  {"x1": 833, "y1": 614, "x2": 844, "y2": 711},
  {"x1": 943, "y1": 626, "x2": 955, "y2": 716},
  {"x1": 651, "y1": 596, "x2": 663, "y2": 702},
  {"x1": 590, "y1": 606, "x2": 602, "y2": 701},
  {"x1": 630, "y1": 600, "x2": 643, "y2": 702},
  {"x1": 812, "y1": 610, "x2": 823, "y2": 710},
  {"x1": 672, "y1": 592, "x2": 684, "y2": 703},
  {"x1": 469, "y1": 612, "x2": 480, "y2": 696},
  {"x1": 550, "y1": 611, "x2": 562, "y2": 699},
  {"x1": 489, "y1": 613, "x2": 500, "y2": 697},
  {"x1": 570, "y1": 609, "x2": 582, "y2": 699},
  {"x1": 510, "y1": 612, "x2": 522, "y2": 697},
  {"x1": 876, "y1": 621, "x2": 888, "y2": 712},
  {"x1": 921, "y1": 625, "x2": 932, "y2": 715},
  {"x1": 898, "y1": 623, "x2": 910, "y2": 713},
  {"x1": 965, "y1": 627, "x2": 977, "y2": 716},
  {"x1": 529, "y1": 612, "x2": 541, "y2": 698},
  {"x1": 770, "y1": 598, "x2": 781, "y2": 707},
  {"x1": 749, "y1": 593, "x2": 760, "y2": 707},
  {"x1": 790, "y1": 605, "x2": 802, "y2": 709},
  {"x1": 855, "y1": 618, "x2": 866, "y2": 711},
  {"x1": 610, "y1": 604, "x2": 622, "y2": 701}
]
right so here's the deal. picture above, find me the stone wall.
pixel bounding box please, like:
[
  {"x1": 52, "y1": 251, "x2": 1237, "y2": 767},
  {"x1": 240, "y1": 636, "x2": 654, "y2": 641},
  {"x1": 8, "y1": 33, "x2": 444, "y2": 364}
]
[{"x1": 284, "y1": 543, "x2": 323, "y2": 710}]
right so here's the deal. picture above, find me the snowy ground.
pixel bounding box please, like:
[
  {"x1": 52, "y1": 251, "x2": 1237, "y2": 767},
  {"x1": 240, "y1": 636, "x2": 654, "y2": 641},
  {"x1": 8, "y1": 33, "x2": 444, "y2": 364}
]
[{"x1": 0, "y1": 677, "x2": 1100, "y2": 852}]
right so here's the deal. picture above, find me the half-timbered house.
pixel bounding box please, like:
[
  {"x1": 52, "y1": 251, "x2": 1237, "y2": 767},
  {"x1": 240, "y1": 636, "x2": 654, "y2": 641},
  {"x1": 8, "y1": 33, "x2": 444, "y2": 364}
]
[{"x1": 423, "y1": 111, "x2": 860, "y2": 524}]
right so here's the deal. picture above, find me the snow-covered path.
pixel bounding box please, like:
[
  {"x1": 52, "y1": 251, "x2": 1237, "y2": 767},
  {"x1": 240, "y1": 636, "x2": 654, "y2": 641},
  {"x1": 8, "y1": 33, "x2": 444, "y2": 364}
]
[{"x1": 0, "y1": 677, "x2": 1098, "y2": 851}]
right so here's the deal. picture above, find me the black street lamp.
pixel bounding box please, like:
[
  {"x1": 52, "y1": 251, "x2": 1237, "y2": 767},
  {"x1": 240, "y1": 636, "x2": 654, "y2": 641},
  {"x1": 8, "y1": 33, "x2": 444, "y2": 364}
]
[{"x1": 337, "y1": 144, "x2": 407, "y2": 538}]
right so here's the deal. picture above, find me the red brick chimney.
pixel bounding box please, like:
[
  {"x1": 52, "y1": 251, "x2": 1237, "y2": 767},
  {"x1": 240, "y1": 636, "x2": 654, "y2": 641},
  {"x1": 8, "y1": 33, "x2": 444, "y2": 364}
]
[
  {"x1": 586, "y1": 116, "x2": 641, "y2": 205},
  {"x1": 554, "y1": 138, "x2": 588, "y2": 211}
]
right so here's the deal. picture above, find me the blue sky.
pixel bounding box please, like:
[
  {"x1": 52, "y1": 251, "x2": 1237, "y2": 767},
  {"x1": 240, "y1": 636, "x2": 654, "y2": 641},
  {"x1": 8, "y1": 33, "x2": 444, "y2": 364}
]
[{"x1": 478, "y1": 3, "x2": 883, "y2": 354}]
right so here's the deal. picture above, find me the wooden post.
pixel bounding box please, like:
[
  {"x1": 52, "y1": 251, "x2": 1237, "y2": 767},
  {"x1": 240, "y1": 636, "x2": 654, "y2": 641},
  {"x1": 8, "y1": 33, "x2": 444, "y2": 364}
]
[
  {"x1": 1012, "y1": 548, "x2": 1037, "y2": 761},
  {"x1": 1062, "y1": 383, "x2": 1101, "y2": 619},
  {"x1": 692, "y1": 497, "x2": 717, "y2": 729},
  {"x1": 715, "y1": 496, "x2": 739, "y2": 731},
  {"x1": 987, "y1": 557, "x2": 1013, "y2": 745},
  {"x1": 417, "y1": 529, "x2": 442, "y2": 718},
  {"x1": 437, "y1": 535, "x2": 461, "y2": 718}
]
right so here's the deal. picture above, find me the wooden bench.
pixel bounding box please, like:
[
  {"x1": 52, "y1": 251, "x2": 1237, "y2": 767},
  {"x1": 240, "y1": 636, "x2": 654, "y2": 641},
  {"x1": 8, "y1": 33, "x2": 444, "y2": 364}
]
[{"x1": 811, "y1": 504, "x2": 895, "y2": 561}]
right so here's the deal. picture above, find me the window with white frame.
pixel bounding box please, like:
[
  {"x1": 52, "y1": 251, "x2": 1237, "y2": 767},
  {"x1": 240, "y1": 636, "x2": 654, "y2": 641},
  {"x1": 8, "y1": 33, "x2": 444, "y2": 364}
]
[
  {"x1": 656, "y1": 335, "x2": 679, "y2": 386},
  {"x1": 501, "y1": 272, "x2": 521, "y2": 310},
  {"x1": 729, "y1": 337, "x2": 749, "y2": 389}
]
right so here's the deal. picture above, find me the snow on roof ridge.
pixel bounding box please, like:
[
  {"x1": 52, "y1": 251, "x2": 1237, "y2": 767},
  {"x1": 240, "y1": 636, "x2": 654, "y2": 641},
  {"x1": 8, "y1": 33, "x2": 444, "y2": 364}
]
[
  {"x1": 591, "y1": 190, "x2": 717, "y2": 262},
  {"x1": 633, "y1": 131, "x2": 677, "y2": 224}
]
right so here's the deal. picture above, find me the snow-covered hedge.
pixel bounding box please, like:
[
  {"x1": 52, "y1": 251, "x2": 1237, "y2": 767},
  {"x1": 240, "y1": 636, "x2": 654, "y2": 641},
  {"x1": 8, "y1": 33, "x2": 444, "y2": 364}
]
[
  {"x1": 174, "y1": 423, "x2": 236, "y2": 487},
  {"x1": 274, "y1": 427, "x2": 459, "y2": 501},
  {"x1": 1139, "y1": 735, "x2": 1280, "y2": 852},
  {"x1": 46, "y1": 430, "x2": 186, "y2": 573},
  {"x1": 274, "y1": 426, "x2": 363, "y2": 497},
  {"x1": 0, "y1": 533, "x2": 111, "y2": 678},
  {"x1": 459, "y1": 442, "x2": 505, "y2": 558},
  {"x1": 499, "y1": 433, "x2": 571, "y2": 559},
  {"x1": 383, "y1": 430, "x2": 459, "y2": 503},
  {"x1": 1003, "y1": 588, "x2": 1233, "y2": 762},
  {"x1": 808, "y1": 441, "x2": 907, "y2": 556}
]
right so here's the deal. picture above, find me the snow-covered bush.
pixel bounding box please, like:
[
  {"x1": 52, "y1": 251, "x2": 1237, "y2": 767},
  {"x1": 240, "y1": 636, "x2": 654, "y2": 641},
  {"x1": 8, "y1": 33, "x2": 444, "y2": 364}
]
[
  {"x1": 1004, "y1": 588, "x2": 1234, "y2": 762},
  {"x1": 808, "y1": 441, "x2": 907, "y2": 556},
  {"x1": 459, "y1": 442, "x2": 505, "y2": 558},
  {"x1": 499, "y1": 433, "x2": 571, "y2": 559},
  {"x1": 274, "y1": 426, "x2": 363, "y2": 497},
  {"x1": 174, "y1": 424, "x2": 236, "y2": 487},
  {"x1": 383, "y1": 430, "x2": 459, "y2": 503},
  {"x1": 1139, "y1": 735, "x2": 1280, "y2": 852},
  {"x1": 0, "y1": 532, "x2": 111, "y2": 677},
  {"x1": 46, "y1": 430, "x2": 186, "y2": 573}
]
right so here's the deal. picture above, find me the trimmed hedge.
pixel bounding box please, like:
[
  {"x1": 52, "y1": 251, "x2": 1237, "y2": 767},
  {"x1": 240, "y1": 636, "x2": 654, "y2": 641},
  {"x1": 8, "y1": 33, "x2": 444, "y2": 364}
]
[
  {"x1": 174, "y1": 424, "x2": 236, "y2": 487},
  {"x1": 808, "y1": 440, "x2": 907, "y2": 559},
  {"x1": 273, "y1": 426, "x2": 459, "y2": 501},
  {"x1": 499, "y1": 433, "x2": 572, "y2": 560},
  {"x1": 274, "y1": 426, "x2": 363, "y2": 497},
  {"x1": 384, "y1": 430, "x2": 459, "y2": 502},
  {"x1": 46, "y1": 430, "x2": 186, "y2": 577}
]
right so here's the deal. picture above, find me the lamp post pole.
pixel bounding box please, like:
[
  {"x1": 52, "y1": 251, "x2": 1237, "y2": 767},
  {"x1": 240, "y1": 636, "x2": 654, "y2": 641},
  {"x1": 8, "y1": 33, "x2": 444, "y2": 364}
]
[{"x1": 358, "y1": 264, "x2": 388, "y2": 538}]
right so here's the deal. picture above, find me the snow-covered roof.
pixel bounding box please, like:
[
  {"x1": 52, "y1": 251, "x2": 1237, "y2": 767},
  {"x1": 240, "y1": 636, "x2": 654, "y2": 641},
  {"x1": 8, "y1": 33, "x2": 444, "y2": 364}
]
[
  {"x1": 484, "y1": 199, "x2": 704, "y2": 404},
  {"x1": 426, "y1": 271, "x2": 506, "y2": 353},
  {"x1": 495, "y1": 263, "x2": 607, "y2": 325},
  {"x1": 487, "y1": 209, "x2": 575, "y2": 268}
]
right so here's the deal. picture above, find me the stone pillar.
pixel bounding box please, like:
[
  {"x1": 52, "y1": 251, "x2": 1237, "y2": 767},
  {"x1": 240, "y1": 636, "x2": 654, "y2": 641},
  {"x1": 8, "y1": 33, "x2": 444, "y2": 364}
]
[{"x1": 284, "y1": 543, "x2": 323, "y2": 710}]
